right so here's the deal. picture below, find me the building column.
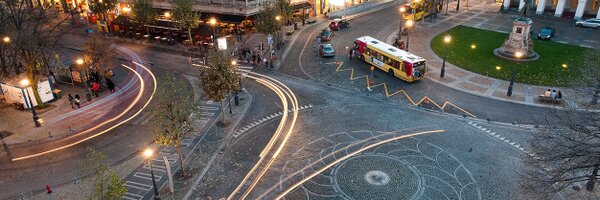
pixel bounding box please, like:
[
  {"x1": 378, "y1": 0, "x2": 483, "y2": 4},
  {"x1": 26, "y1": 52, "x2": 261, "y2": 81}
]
[
  {"x1": 554, "y1": 0, "x2": 567, "y2": 17},
  {"x1": 597, "y1": 5, "x2": 600, "y2": 18},
  {"x1": 519, "y1": 0, "x2": 526, "y2": 10},
  {"x1": 536, "y1": 0, "x2": 547, "y2": 14},
  {"x1": 574, "y1": 0, "x2": 587, "y2": 19},
  {"x1": 503, "y1": 0, "x2": 511, "y2": 9}
]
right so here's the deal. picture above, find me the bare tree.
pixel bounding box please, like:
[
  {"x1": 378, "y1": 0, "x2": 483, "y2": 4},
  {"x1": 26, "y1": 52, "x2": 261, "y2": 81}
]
[
  {"x1": 152, "y1": 73, "x2": 197, "y2": 177},
  {"x1": 521, "y1": 108, "x2": 600, "y2": 199},
  {"x1": 196, "y1": 50, "x2": 241, "y2": 125},
  {"x1": 82, "y1": 33, "x2": 117, "y2": 77},
  {"x1": 571, "y1": 50, "x2": 600, "y2": 105},
  {"x1": 0, "y1": 0, "x2": 70, "y2": 105}
]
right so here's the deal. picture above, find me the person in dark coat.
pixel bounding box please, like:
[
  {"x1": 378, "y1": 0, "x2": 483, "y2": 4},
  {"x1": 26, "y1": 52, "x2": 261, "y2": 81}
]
[{"x1": 106, "y1": 77, "x2": 115, "y2": 93}]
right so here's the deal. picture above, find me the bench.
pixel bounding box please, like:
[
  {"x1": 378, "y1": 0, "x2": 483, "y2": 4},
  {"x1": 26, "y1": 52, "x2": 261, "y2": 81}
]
[{"x1": 538, "y1": 95, "x2": 562, "y2": 104}]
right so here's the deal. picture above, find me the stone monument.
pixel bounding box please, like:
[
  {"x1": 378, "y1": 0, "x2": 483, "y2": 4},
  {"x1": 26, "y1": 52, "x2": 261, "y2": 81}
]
[{"x1": 494, "y1": 17, "x2": 539, "y2": 60}]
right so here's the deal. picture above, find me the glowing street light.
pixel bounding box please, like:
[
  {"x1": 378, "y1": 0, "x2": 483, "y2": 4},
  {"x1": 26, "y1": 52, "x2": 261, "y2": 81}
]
[
  {"x1": 76, "y1": 58, "x2": 84, "y2": 65},
  {"x1": 471, "y1": 44, "x2": 477, "y2": 49},
  {"x1": 440, "y1": 35, "x2": 451, "y2": 78},
  {"x1": 495, "y1": 66, "x2": 501, "y2": 70},
  {"x1": 405, "y1": 20, "x2": 414, "y2": 52},
  {"x1": 143, "y1": 148, "x2": 160, "y2": 199},
  {"x1": 209, "y1": 18, "x2": 217, "y2": 46},
  {"x1": 507, "y1": 51, "x2": 523, "y2": 97},
  {"x1": 231, "y1": 60, "x2": 237, "y2": 65},
  {"x1": 209, "y1": 18, "x2": 217, "y2": 26},
  {"x1": 398, "y1": 6, "x2": 407, "y2": 42},
  {"x1": 562, "y1": 64, "x2": 568, "y2": 69},
  {"x1": 164, "y1": 11, "x2": 171, "y2": 18},
  {"x1": 20, "y1": 79, "x2": 41, "y2": 127},
  {"x1": 2, "y1": 36, "x2": 9, "y2": 43}
]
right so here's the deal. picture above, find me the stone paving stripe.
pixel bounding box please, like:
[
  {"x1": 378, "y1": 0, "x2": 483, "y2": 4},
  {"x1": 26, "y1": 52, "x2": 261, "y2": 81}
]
[
  {"x1": 133, "y1": 172, "x2": 162, "y2": 181},
  {"x1": 122, "y1": 192, "x2": 144, "y2": 200},
  {"x1": 125, "y1": 181, "x2": 153, "y2": 191},
  {"x1": 200, "y1": 112, "x2": 215, "y2": 116},
  {"x1": 198, "y1": 106, "x2": 219, "y2": 110}
]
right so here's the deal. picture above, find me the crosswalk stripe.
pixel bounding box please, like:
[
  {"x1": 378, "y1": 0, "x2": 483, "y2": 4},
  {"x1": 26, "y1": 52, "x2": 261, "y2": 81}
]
[
  {"x1": 238, "y1": 66, "x2": 254, "y2": 69},
  {"x1": 200, "y1": 112, "x2": 215, "y2": 116},
  {"x1": 133, "y1": 172, "x2": 162, "y2": 181},
  {"x1": 122, "y1": 192, "x2": 144, "y2": 200},
  {"x1": 125, "y1": 181, "x2": 152, "y2": 191},
  {"x1": 198, "y1": 106, "x2": 219, "y2": 110},
  {"x1": 143, "y1": 164, "x2": 166, "y2": 173}
]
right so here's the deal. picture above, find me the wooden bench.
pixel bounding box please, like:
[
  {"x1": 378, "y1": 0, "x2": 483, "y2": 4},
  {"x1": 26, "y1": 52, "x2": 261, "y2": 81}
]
[{"x1": 538, "y1": 95, "x2": 562, "y2": 104}]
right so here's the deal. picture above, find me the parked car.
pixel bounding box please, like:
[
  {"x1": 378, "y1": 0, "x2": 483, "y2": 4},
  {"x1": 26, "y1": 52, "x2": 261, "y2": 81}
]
[
  {"x1": 320, "y1": 28, "x2": 333, "y2": 41},
  {"x1": 319, "y1": 44, "x2": 335, "y2": 57},
  {"x1": 329, "y1": 19, "x2": 350, "y2": 31},
  {"x1": 575, "y1": 18, "x2": 600, "y2": 28},
  {"x1": 537, "y1": 27, "x2": 555, "y2": 40}
]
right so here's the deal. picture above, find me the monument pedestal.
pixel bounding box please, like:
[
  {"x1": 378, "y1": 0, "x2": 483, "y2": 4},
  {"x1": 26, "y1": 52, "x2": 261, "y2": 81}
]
[{"x1": 494, "y1": 17, "x2": 539, "y2": 61}]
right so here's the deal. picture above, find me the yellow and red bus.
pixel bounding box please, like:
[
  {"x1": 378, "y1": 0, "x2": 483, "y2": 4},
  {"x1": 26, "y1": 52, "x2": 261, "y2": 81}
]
[
  {"x1": 354, "y1": 36, "x2": 427, "y2": 83},
  {"x1": 403, "y1": 3, "x2": 429, "y2": 21}
]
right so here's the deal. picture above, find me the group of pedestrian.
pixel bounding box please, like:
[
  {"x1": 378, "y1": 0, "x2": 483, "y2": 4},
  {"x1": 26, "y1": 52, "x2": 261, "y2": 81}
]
[
  {"x1": 543, "y1": 89, "x2": 563, "y2": 99},
  {"x1": 68, "y1": 94, "x2": 81, "y2": 109}
]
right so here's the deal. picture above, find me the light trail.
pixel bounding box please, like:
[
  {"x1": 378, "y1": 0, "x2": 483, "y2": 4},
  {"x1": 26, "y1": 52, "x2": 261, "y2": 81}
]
[
  {"x1": 273, "y1": 129, "x2": 446, "y2": 200},
  {"x1": 226, "y1": 74, "x2": 291, "y2": 200},
  {"x1": 238, "y1": 72, "x2": 299, "y2": 200},
  {"x1": 11, "y1": 62, "x2": 157, "y2": 161}
]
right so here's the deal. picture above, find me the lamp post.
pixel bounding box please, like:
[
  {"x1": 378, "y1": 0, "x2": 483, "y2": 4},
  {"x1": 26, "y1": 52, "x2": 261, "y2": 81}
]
[
  {"x1": 440, "y1": 35, "x2": 451, "y2": 78},
  {"x1": 507, "y1": 51, "x2": 522, "y2": 97},
  {"x1": 412, "y1": 0, "x2": 419, "y2": 21},
  {"x1": 398, "y1": 6, "x2": 406, "y2": 42},
  {"x1": 405, "y1": 20, "x2": 414, "y2": 52},
  {"x1": 143, "y1": 148, "x2": 161, "y2": 200},
  {"x1": 275, "y1": 15, "x2": 282, "y2": 50},
  {"x1": 76, "y1": 58, "x2": 92, "y2": 101},
  {"x1": 20, "y1": 79, "x2": 41, "y2": 127},
  {"x1": 209, "y1": 18, "x2": 217, "y2": 48},
  {"x1": 2, "y1": 36, "x2": 9, "y2": 43}
]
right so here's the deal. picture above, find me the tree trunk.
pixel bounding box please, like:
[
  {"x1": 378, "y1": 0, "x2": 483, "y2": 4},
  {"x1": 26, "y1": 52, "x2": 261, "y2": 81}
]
[
  {"x1": 586, "y1": 165, "x2": 599, "y2": 191},
  {"x1": 188, "y1": 28, "x2": 193, "y2": 46},
  {"x1": 220, "y1": 99, "x2": 226, "y2": 123},
  {"x1": 176, "y1": 145, "x2": 186, "y2": 177}
]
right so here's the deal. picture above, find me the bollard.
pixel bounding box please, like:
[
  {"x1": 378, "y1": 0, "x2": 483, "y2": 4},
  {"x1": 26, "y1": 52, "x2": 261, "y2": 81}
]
[
  {"x1": 234, "y1": 92, "x2": 240, "y2": 106},
  {"x1": 48, "y1": 132, "x2": 52, "y2": 138}
]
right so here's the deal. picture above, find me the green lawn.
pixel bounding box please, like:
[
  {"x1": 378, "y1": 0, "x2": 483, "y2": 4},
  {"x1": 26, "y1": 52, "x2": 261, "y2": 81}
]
[{"x1": 430, "y1": 25, "x2": 591, "y2": 86}]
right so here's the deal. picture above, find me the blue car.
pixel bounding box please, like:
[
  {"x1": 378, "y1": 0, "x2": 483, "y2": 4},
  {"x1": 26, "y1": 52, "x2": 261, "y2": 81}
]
[{"x1": 537, "y1": 27, "x2": 555, "y2": 40}]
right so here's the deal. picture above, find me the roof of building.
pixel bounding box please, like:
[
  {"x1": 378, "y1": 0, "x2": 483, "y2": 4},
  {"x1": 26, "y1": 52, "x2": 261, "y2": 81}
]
[{"x1": 355, "y1": 36, "x2": 425, "y2": 63}]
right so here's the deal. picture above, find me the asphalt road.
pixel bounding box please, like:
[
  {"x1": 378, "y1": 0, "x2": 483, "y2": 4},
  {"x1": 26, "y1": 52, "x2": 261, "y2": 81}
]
[
  {"x1": 278, "y1": 4, "x2": 561, "y2": 125},
  {"x1": 193, "y1": 69, "x2": 535, "y2": 199}
]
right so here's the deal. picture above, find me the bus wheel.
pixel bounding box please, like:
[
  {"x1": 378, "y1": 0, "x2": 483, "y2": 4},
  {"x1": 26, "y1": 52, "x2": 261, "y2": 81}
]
[{"x1": 388, "y1": 69, "x2": 394, "y2": 77}]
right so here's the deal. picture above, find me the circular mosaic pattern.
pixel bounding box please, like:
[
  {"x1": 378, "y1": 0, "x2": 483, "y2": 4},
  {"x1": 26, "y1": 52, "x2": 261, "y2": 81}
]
[
  {"x1": 363, "y1": 170, "x2": 390, "y2": 186},
  {"x1": 333, "y1": 154, "x2": 422, "y2": 199},
  {"x1": 274, "y1": 130, "x2": 482, "y2": 200}
]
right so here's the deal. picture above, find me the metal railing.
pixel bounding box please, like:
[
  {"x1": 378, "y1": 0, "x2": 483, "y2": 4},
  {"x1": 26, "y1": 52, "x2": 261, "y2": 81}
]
[{"x1": 328, "y1": 0, "x2": 397, "y2": 18}]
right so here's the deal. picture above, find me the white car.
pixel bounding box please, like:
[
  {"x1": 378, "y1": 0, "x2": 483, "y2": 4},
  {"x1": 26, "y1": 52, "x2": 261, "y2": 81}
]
[{"x1": 575, "y1": 19, "x2": 600, "y2": 28}]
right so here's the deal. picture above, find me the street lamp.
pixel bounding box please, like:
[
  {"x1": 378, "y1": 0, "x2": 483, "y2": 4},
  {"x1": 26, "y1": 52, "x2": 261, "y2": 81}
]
[
  {"x1": 143, "y1": 148, "x2": 161, "y2": 200},
  {"x1": 75, "y1": 58, "x2": 92, "y2": 101},
  {"x1": 507, "y1": 51, "x2": 523, "y2": 97},
  {"x1": 209, "y1": 18, "x2": 217, "y2": 47},
  {"x1": 2, "y1": 36, "x2": 9, "y2": 43},
  {"x1": 405, "y1": 20, "x2": 414, "y2": 52},
  {"x1": 20, "y1": 79, "x2": 41, "y2": 127},
  {"x1": 398, "y1": 6, "x2": 406, "y2": 42},
  {"x1": 275, "y1": 15, "x2": 283, "y2": 50},
  {"x1": 440, "y1": 35, "x2": 451, "y2": 78},
  {"x1": 164, "y1": 11, "x2": 171, "y2": 19}
]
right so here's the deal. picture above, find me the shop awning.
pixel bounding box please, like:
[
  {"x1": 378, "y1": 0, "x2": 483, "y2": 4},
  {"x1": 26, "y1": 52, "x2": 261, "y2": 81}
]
[
  {"x1": 292, "y1": 1, "x2": 312, "y2": 10},
  {"x1": 202, "y1": 14, "x2": 247, "y2": 24}
]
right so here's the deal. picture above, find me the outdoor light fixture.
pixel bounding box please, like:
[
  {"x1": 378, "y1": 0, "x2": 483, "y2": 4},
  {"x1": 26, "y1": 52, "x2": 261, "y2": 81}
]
[
  {"x1": 400, "y1": 6, "x2": 406, "y2": 13},
  {"x1": 275, "y1": 15, "x2": 282, "y2": 21},
  {"x1": 471, "y1": 44, "x2": 476, "y2": 49},
  {"x1": 122, "y1": 6, "x2": 131, "y2": 13},
  {"x1": 143, "y1": 148, "x2": 154, "y2": 158},
  {"x1": 20, "y1": 78, "x2": 41, "y2": 127},
  {"x1": 231, "y1": 60, "x2": 237, "y2": 65},
  {"x1": 441, "y1": 35, "x2": 452, "y2": 78},
  {"x1": 164, "y1": 12, "x2": 171, "y2": 18},
  {"x1": 515, "y1": 51, "x2": 523, "y2": 58},
  {"x1": 76, "y1": 58, "x2": 84, "y2": 65},
  {"x1": 20, "y1": 79, "x2": 30, "y2": 87},
  {"x1": 562, "y1": 64, "x2": 568, "y2": 68},
  {"x1": 2, "y1": 36, "x2": 9, "y2": 43},
  {"x1": 143, "y1": 148, "x2": 160, "y2": 199},
  {"x1": 406, "y1": 19, "x2": 414, "y2": 27},
  {"x1": 496, "y1": 66, "x2": 501, "y2": 70},
  {"x1": 209, "y1": 18, "x2": 217, "y2": 25}
]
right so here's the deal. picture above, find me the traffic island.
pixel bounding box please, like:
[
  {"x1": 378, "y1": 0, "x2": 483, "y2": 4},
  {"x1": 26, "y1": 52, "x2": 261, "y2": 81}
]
[{"x1": 430, "y1": 25, "x2": 591, "y2": 87}]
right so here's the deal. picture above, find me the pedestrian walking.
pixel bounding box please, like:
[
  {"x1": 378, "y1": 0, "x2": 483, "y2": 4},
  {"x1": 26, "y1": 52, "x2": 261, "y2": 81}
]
[
  {"x1": 264, "y1": 58, "x2": 268, "y2": 68},
  {"x1": 257, "y1": 54, "x2": 262, "y2": 65},
  {"x1": 74, "y1": 94, "x2": 81, "y2": 108},
  {"x1": 106, "y1": 78, "x2": 115, "y2": 93},
  {"x1": 252, "y1": 53, "x2": 257, "y2": 65},
  {"x1": 246, "y1": 51, "x2": 251, "y2": 63},
  {"x1": 68, "y1": 94, "x2": 75, "y2": 109},
  {"x1": 92, "y1": 82, "x2": 99, "y2": 97}
]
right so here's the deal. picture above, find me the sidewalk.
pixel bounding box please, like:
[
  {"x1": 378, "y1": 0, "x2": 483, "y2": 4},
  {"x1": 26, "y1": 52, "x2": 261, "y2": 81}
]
[{"x1": 386, "y1": 0, "x2": 598, "y2": 110}]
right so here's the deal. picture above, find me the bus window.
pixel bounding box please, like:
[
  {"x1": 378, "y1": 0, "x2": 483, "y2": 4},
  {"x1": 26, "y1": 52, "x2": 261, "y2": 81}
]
[{"x1": 392, "y1": 60, "x2": 401, "y2": 70}]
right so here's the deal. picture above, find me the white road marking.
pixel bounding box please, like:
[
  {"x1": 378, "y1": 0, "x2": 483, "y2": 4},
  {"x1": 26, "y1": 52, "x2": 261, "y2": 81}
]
[
  {"x1": 133, "y1": 172, "x2": 162, "y2": 181},
  {"x1": 122, "y1": 192, "x2": 144, "y2": 200},
  {"x1": 125, "y1": 181, "x2": 152, "y2": 191}
]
